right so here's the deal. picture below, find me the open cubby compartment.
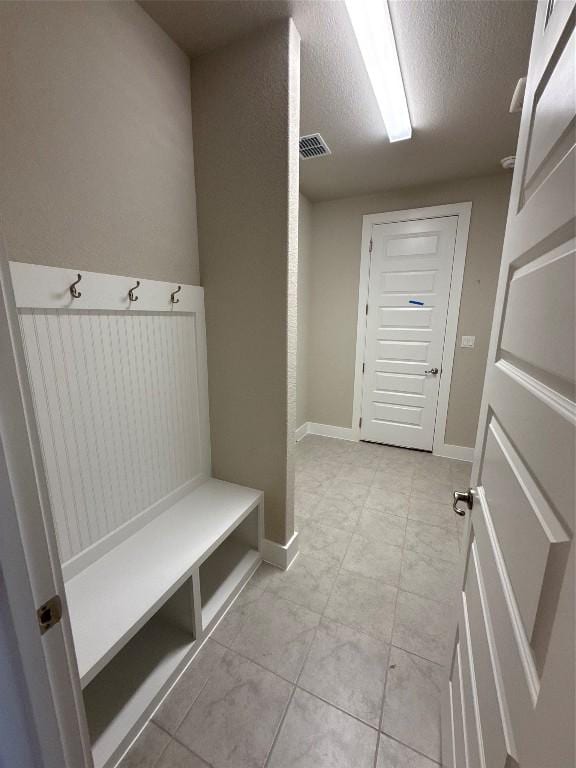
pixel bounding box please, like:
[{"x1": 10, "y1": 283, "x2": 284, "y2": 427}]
[
  {"x1": 199, "y1": 503, "x2": 261, "y2": 632},
  {"x1": 83, "y1": 577, "x2": 197, "y2": 768}
]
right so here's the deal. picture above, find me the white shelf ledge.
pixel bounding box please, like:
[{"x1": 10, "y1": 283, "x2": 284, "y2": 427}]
[
  {"x1": 84, "y1": 613, "x2": 196, "y2": 768},
  {"x1": 66, "y1": 478, "x2": 262, "y2": 686},
  {"x1": 200, "y1": 538, "x2": 261, "y2": 630}
]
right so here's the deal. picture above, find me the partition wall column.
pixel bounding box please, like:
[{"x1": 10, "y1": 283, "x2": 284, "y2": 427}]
[{"x1": 191, "y1": 19, "x2": 300, "y2": 549}]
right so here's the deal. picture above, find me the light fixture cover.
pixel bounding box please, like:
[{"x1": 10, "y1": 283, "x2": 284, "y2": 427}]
[{"x1": 345, "y1": 0, "x2": 412, "y2": 142}]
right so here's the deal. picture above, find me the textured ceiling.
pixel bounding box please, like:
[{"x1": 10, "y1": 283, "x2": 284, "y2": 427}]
[{"x1": 140, "y1": 0, "x2": 536, "y2": 202}]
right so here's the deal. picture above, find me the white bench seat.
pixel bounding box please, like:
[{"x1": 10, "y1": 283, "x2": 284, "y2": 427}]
[{"x1": 66, "y1": 478, "x2": 262, "y2": 687}]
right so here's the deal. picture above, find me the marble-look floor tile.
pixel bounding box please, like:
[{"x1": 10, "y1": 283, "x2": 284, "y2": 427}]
[
  {"x1": 265, "y1": 554, "x2": 339, "y2": 614},
  {"x1": 374, "y1": 459, "x2": 415, "y2": 478},
  {"x1": 412, "y1": 475, "x2": 454, "y2": 504},
  {"x1": 381, "y1": 647, "x2": 444, "y2": 762},
  {"x1": 400, "y1": 549, "x2": 459, "y2": 605},
  {"x1": 215, "y1": 592, "x2": 320, "y2": 682},
  {"x1": 118, "y1": 722, "x2": 170, "y2": 768},
  {"x1": 295, "y1": 512, "x2": 310, "y2": 531},
  {"x1": 324, "y1": 569, "x2": 397, "y2": 642},
  {"x1": 302, "y1": 459, "x2": 342, "y2": 482},
  {"x1": 356, "y1": 507, "x2": 406, "y2": 548},
  {"x1": 365, "y1": 487, "x2": 410, "y2": 518},
  {"x1": 450, "y1": 462, "x2": 471, "y2": 486},
  {"x1": 314, "y1": 496, "x2": 362, "y2": 532},
  {"x1": 235, "y1": 563, "x2": 278, "y2": 607},
  {"x1": 392, "y1": 591, "x2": 451, "y2": 666},
  {"x1": 153, "y1": 640, "x2": 229, "y2": 733},
  {"x1": 342, "y1": 533, "x2": 402, "y2": 587},
  {"x1": 268, "y1": 689, "x2": 378, "y2": 768},
  {"x1": 326, "y1": 479, "x2": 371, "y2": 505},
  {"x1": 345, "y1": 447, "x2": 384, "y2": 468},
  {"x1": 294, "y1": 489, "x2": 322, "y2": 518},
  {"x1": 337, "y1": 464, "x2": 376, "y2": 486},
  {"x1": 157, "y1": 739, "x2": 211, "y2": 768},
  {"x1": 372, "y1": 470, "x2": 413, "y2": 494},
  {"x1": 408, "y1": 496, "x2": 455, "y2": 528},
  {"x1": 412, "y1": 456, "x2": 453, "y2": 480},
  {"x1": 378, "y1": 445, "x2": 421, "y2": 465},
  {"x1": 176, "y1": 652, "x2": 292, "y2": 768},
  {"x1": 296, "y1": 472, "x2": 333, "y2": 496},
  {"x1": 299, "y1": 618, "x2": 389, "y2": 726},
  {"x1": 376, "y1": 734, "x2": 438, "y2": 768},
  {"x1": 298, "y1": 520, "x2": 352, "y2": 566},
  {"x1": 404, "y1": 519, "x2": 460, "y2": 564}
]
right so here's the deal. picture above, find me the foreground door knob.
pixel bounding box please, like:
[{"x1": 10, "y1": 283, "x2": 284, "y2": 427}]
[
  {"x1": 425, "y1": 367, "x2": 439, "y2": 375},
  {"x1": 453, "y1": 489, "x2": 474, "y2": 516}
]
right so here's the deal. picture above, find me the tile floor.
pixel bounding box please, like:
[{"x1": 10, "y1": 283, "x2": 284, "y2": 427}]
[{"x1": 120, "y1": 436, "x2": 470, "y2": 768}]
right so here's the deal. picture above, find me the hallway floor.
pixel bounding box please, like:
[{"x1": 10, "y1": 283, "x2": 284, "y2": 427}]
[{"x1": 120, "y1": 435, "x2": 470, "y2": 768}]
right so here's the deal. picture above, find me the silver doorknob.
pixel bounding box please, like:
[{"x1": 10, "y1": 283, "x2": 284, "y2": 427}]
[
  {"x1": 453, "y1": 489, "x2": 474, "y2": 516},
  {"x1": 425, "y1": 367, "x2": 439, "y2": 375}
]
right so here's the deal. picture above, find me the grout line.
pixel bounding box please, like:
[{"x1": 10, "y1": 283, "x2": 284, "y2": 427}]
[
  {"x1": 379, "y1": 729, "x2": 442, "y2": 765},
  {"x1": 380, "y1": 731, "x2": 442, "y2": 768},
  {"x1": 147, "y1": 439, "x2": 453, "y2": 768},
  {"x1": 295, "y1": 683, "x2": 381, "y2": 732},
  {"x1": 263, "y1": 685, "x2": 297, "y2": 767},
  {"x1": 156, "y1": 726, "x2": 215, "y2": 768}
]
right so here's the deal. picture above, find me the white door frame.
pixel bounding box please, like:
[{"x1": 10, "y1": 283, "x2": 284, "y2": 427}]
[
  {"x1": 0, "y1": 238, "x2": 92, "y2": 767},
  {"x1": 352, "y1": 202, "x2": 472, "y2": 457}
]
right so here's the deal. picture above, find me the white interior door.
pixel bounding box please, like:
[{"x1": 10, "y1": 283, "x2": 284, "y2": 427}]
[
  {"x1": 360, "y1": 216, "x2": 458, "y2": 450},
  {"x1": 0, "y1": 248, "x2": 91, "y2": 766},
  {"x1": 443, "y1": 2, "x2": 575, "y2": 767}
]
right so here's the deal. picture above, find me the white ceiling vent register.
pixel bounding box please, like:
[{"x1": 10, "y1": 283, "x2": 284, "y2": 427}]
[{"x1": 299, "y1": 133, "x2": 332, "y2": 159}]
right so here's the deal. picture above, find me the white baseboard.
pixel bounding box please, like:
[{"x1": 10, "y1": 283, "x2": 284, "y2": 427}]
[
  {"x1": 434, "y1": 444, "x2": 474, "y2": 462},
  {"x1": 306, "y1": 422, "x2": 356, "y2": 442},
  {"x1": 261, "y1": 530, "x2": 299, "y2": 570},
  {"x1": 297, "y1": 422, "x2": 472, "y2": 462},
  {"x1": 295, "y1": 423, "x2": 309, "y2": 442}
]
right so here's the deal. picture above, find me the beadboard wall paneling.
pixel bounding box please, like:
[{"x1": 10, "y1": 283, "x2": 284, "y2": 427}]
[{"x1": 11, "y1": 264, "x2": 210, "y2": 574}]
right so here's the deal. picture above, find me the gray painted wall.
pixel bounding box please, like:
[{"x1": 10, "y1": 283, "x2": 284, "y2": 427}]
[
  {"x1": 304, "y1": 173, "x2": 512, "y2": 448},
  {"x1": 191, "y1": 20, "x2": 301, "y2": 545},
  {"x1": 0, "y1": 1, "x2": 199, "y2": 284}
]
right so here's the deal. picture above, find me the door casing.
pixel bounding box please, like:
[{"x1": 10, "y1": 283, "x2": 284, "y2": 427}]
[{"x1": 352, "y1": 202, "x2": 472, "y2": 458}]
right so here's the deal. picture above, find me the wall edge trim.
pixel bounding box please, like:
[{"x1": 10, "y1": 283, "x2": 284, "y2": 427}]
[{"x1": 261, "y1": 530, "x2": 299, "y2": 570}]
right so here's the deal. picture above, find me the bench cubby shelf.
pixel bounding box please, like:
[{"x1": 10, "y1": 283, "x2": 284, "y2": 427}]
[{"x1": 70, "y1": 479, "x2": 263, "y2": 768}]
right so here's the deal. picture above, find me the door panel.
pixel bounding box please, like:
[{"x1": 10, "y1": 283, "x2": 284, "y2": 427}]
[
  {"x1": 482, "y1": 418, "x2": 569, "y2": 639},
  {"x1": 465, "y1": 541, "x2": 514, "y2": 768},
  {"x1": 459, "y1": 598, "x2": 482, "y2": 768},
  {"x1": 361, "y1": 216, "x2": 458, "y2": 449},
  {"x1": 449, "y1": 634, "x2": 467, "y2": 768},
  {"x1": 444, "y1": 4, "x2": 575, "y2": 766}
]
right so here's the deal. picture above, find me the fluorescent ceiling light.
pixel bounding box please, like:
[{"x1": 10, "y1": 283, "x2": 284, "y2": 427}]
[{"x1": 344, "y1": 0, "x2": 412, "y2": 142}]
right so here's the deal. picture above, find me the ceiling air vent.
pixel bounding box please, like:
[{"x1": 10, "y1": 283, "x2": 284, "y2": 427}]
[{"x1": 299, "y1": 133, "x2": 331, "y2": 159}]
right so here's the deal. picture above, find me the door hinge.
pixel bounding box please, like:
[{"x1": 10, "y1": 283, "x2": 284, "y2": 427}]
[
  {"x1": 365, "y1": 303, "x2": 369, "y2": 316},
  {"x1": 362, "y1": 362, "x2": 365, "y2": 373},
  {"x1": 369, "y1": 238, "x2": 373, "y2": 254},
  {"x1": 359, "y1": 417, "x2": 363, "y2": 428},
  {"x1": 37, "y1": 595, "x2": 63, "y2": 635}
]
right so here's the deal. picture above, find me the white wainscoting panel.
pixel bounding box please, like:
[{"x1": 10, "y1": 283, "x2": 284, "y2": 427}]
[{"x1": 11, "y1": 263, "x2": 210, "y2": 573}]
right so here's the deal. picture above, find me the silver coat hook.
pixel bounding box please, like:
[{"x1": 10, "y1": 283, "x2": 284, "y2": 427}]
[
  {"x1": 171, "y1": 285, "x2": 182, "y2": 304},
  {"x1": 128, "y1": 280, "x2": 140, "y2": 302},
  {"x1": 70, "y1": 273, "x2": 82, "y2": 299}
]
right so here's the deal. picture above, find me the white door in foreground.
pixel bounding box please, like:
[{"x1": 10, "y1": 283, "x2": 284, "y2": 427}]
[
  {"x1": 360, "y1": 215, "x2": 457, "y2": 450},
  {"x1": 443, "y1": 2, "x2": 575, "y2": 767}
]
